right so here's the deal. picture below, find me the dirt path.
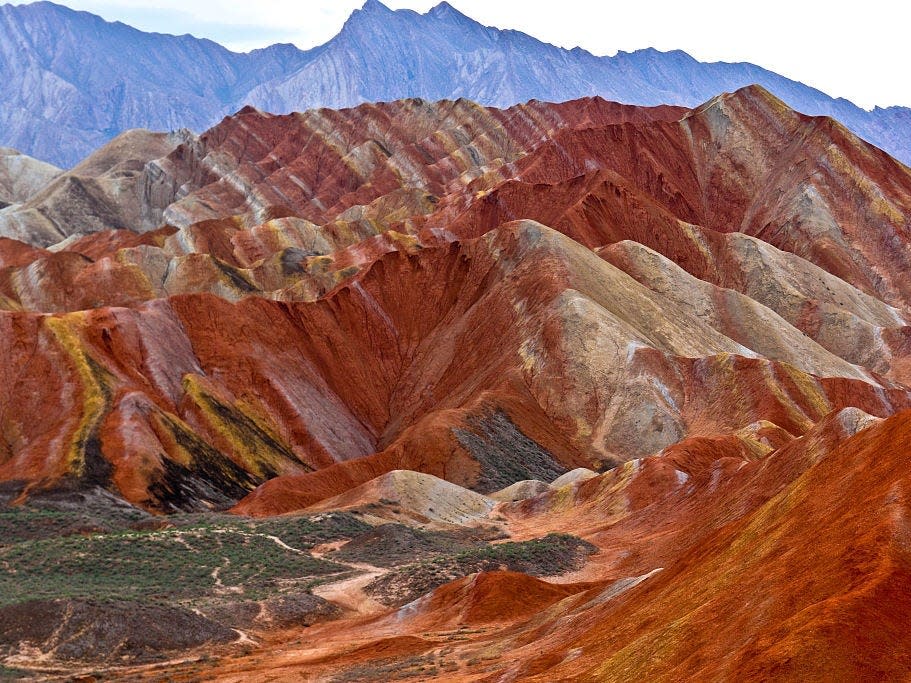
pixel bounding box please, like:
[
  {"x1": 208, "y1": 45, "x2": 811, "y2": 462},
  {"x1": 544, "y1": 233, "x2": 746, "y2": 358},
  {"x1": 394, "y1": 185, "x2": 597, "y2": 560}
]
[{"x1": 310, "y1": 541, "x2": 390, "y2": 615}]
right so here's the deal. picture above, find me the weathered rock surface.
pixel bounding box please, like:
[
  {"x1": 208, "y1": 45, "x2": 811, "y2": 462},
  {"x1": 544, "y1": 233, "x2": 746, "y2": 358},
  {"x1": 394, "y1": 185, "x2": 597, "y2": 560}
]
[
  {"x1": 0, "y1": 90, "x2": 909, "y2": 681},
  {"x1": 0, "y1": 129, "x2": 184, "y2": 245},
  {"x1": 0, "y1": 147, "x2": 61, "y2": 205}
]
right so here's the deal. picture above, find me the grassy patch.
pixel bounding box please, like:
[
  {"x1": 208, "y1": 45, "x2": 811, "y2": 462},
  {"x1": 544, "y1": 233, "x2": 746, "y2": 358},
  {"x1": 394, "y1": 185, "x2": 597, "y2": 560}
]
[
  {"x1": 366, "y1": 533, "x2": 596, "y2": 606},
  {"x1": 0, "y1": 502, "x2": 146, "y2": 545},
  {"x1": 330, "y1": 654, "x2": 438, "y2": 682},
  {"x1": 328, "y1": 523, "x2": 505, "y2": 568},
  {"x1": 0, "y1": 508, "x2": 371, "y2": 607},
  {"x1": 0, "y1": 664, "x2": 31, "y2": 680}
]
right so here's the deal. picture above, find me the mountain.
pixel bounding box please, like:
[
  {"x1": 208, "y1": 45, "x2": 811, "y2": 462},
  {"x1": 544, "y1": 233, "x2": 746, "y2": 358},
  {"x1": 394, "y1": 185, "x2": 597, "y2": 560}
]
[
  {"x1": 2, "y1": 1, "x2": 911, "y2": 168},
  {"x1": 0, "y1": 87, "x2": 910, "y2": 679},
  {"x1": 0, "y1": 86, "x2": 909, "y2": 518},
  {"x1": 0, "y1": 129, "x2": 184, "y2": 245},
  {"x1": 0, "y1": 1, "x2": 309, "y2": 166},
  {"x1": 247, "y1": 0, "x2": 911, "y2": 165}
]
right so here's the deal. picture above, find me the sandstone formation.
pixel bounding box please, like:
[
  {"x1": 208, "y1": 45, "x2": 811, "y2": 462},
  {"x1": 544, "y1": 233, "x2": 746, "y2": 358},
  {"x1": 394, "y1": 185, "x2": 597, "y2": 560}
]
[
  {"x1": 0, "y1": 147, "x2": 61, "y2": 206},
  {"x1": 0, "y1": 89, "x2": 907, "y2": 511},
  {"x1": 0, "y1": 129, "x2": 185, "y2": 246},
  {"x1": 0, "y1": 89, "x2": 909, "y2": 680}
]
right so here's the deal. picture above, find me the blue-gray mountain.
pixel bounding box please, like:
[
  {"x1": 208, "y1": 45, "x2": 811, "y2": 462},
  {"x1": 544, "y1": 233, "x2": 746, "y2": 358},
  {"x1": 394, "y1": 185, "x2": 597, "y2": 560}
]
[{"x1": 2, "y1": 0, "x2": 910, "y2": 168}]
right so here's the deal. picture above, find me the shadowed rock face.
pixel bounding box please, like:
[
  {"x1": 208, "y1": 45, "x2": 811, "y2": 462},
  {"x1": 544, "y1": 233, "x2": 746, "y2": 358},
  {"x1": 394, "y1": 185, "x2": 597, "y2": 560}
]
[
  {"x1": 0, "y1": 130, "x2": 185, "y2": 246},
  {"x1": 0, "y1": 599, "x2": 236, "y2": 662},
  {"x1": 0, "y1": 91, "x2": 910, "y2": 680},
  {"x1": 453, "y1": 409, "x2": 567, "y2": 493}
]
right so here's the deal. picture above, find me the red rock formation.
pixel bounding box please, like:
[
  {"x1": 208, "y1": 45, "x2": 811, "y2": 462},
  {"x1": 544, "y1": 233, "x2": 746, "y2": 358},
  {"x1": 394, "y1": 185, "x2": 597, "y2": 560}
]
[
  {"x1": 0, "y1": 88, "x2": 910, "y2": 679},
  {"x1": 0, "y1": 89, "x2": 906, "y2": 510},
  {"x1": 495, "y1": 408, "x2": 911, "y2": 681}
]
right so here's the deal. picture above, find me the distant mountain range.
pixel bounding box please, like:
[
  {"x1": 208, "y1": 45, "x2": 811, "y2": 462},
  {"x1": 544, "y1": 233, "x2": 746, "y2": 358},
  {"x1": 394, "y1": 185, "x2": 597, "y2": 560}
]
[{"x1": 2, "y1": 0, "x2": 910, "y2": 168}]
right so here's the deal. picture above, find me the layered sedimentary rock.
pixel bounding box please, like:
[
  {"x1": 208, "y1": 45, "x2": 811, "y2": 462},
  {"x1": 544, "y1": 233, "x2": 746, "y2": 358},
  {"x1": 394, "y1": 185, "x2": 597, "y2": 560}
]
[
  {"x1": 0, "y1": 89, "x2": 910, "y2": 679},
  {"x1": 0, "y1": 147, "x2": 61, "y2": 206},
  {"x1": 4, "y1": 1, "x2": 911, "y2": 167},
  {"x1": 0, "y1": 88, "x2": 908, "y2": 512},
  {"x1": 0, "y1": 129, "x2": 186, "y2": 246}
]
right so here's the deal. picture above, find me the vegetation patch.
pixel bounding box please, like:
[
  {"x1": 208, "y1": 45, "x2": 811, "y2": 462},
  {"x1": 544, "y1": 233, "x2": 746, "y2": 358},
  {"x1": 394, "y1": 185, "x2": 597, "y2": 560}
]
[
  {"x1": 202, "y1": 592, "x2": 341, "y2": 630},
  {"x1": 330, "y1": 654, "x2": 438, "y2": 683},
  {"x1": 366, "y1": 533, "x2": 596, "y2": 606},
  {"x1": 328, "y1": 523, "x2": 504, "y2": 568},
  {"x1": 0, "y1": 488, "x2": 149, "y2": 543},
  {"x1": 0, "y1": 506, "x2": 370, "y2": 612},
  {"x1": 0, "y1": 502, "x2": 379, "y2": 668},
  {"x1": 0, "y1": 664, "x2": 31, "y2": 680}
]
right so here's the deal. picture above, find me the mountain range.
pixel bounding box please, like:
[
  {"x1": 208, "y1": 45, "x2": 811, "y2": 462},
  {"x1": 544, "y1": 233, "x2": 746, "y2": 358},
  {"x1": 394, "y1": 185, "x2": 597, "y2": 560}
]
[
  {"x1": 1, "y1": 2, "x2": 911, "y2": 679},
  {"x1": 0, "y1": 84, "x2": 909, "y2": 679},
  {"x1": 2, "y1": 0, "x2": 911, "y2": 168}
]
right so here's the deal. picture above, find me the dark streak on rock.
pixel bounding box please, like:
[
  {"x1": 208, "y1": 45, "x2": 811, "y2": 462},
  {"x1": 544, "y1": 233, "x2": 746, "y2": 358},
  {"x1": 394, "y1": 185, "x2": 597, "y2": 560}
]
[{"x1": 453, "y1": 409, "x2": 567, "y2": 494}]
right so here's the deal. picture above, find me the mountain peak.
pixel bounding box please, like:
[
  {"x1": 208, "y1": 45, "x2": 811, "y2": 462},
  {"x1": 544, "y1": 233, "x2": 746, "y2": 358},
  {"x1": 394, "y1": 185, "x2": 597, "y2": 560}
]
[
  {"x1": 360, "y1": 0, "x2": 392, "y2": 14},
  {"x1": 341, "y1": 0, "x2": 395, "y2": 33},
  {"x1": 427, "y1": 1, "x2": 476, "y2": 24},
  {"x1": 698, "y1": 84, "x2": 792, "y2": 118},
  {"x1": 428, "y1": 2, "x2": 460, "y2": 16},
  {"x1": 1, "y1": 0, "x2": 910, "y2": 168}
]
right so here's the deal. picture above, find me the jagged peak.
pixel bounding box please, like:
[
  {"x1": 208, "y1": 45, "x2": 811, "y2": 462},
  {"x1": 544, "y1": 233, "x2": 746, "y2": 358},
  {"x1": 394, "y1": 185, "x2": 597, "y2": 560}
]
[
  {"x1": 360, "y1": 0, "x2": 393, "y2": 15},
  {"x1": 343, "y1": 0, "x2": 478, "y2": 32},
  {"x1": 235, "y1": 104, "x2": 264, "y2": 117},
  {"x1": 427, "y1": 1, "x2": 472, "y2": 21},
  {"x1": 340, "y1": 0, "x2": 398, "y2": 34}
]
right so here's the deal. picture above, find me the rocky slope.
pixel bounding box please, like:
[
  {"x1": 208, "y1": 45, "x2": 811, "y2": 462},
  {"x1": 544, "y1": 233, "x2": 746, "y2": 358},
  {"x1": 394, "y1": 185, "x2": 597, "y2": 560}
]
[
  {"x1": 0, "y1": 90, "x2": 909, "y2": 680},
  {"x1": 0, "y1": 147, "x2": 60, "y2": 206},
  {"x1": 154, "y1": 407, "x2": 909, "y2": 682},
  {"x1": 0, "y1": 89, "x2": 908, "y2": 513},
  {"x1": 0, "y1": 129, "x2": 185, "y2": 245},
  {"x1": 2, "y1": 1, "x2": 911, "y2": 167}
]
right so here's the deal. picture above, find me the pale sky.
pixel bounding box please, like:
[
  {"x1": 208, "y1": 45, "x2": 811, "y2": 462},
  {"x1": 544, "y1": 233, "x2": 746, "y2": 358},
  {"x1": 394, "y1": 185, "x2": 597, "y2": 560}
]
[{"x1": 52, "y1": 0, "x2": 911, "y2": 110}]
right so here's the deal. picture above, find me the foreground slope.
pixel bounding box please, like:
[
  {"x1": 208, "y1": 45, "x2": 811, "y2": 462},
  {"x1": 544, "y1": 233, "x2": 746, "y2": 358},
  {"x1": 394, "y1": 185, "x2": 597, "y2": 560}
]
[
  {"x1": 504, "y1": 408, "x2": 911, "y2": 681},
  {"x1": 136, "y1": 408, "x2": 911, "y2": 681}
]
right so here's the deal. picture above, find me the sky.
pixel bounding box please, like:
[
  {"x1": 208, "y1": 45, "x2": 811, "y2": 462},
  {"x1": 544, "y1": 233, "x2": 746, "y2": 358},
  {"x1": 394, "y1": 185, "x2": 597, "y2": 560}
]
[{"x1": 53, "y1": 0, "x2": 911, "y2": 110}]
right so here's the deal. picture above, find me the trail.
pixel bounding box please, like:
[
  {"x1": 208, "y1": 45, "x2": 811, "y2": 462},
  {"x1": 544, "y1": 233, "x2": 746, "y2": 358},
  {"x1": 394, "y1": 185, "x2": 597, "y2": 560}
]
[{"x1": 310, "y1": 541, "x2": 390, "y2": 616}]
